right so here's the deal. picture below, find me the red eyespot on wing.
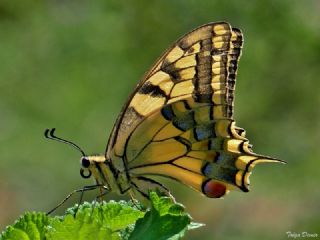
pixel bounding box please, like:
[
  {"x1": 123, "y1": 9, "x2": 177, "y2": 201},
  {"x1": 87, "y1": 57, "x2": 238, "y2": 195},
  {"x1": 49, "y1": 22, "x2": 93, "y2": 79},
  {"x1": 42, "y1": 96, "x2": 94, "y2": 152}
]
[{"x1": 203, "y1": 180, "x2": 227, "y2": 198}]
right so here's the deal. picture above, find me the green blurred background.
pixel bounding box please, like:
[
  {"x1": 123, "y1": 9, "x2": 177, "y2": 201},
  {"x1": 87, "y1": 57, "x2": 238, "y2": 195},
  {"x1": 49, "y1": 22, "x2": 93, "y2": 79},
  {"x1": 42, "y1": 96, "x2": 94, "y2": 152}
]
[{"x1": 0, "y1": 0, "x2": 319, "y2": 239}]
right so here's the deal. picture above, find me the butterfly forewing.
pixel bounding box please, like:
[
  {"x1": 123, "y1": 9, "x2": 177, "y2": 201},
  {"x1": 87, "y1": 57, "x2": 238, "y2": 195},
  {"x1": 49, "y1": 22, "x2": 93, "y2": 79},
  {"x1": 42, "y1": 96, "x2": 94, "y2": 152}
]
[
  {"x1": 105, "y1": 22, "x2": 282, "y2": 199},
  {"x1": 107, "y1": 23, "x2": 240, "y2": 156}
]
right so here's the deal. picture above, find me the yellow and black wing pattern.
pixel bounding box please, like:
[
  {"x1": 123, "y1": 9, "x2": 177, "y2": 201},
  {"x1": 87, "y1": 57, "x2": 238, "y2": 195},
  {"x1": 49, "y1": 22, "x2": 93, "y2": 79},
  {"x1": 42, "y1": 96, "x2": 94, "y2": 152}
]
[{"x1": 106, "y1": 22, "x2": 284, "y2": 199}]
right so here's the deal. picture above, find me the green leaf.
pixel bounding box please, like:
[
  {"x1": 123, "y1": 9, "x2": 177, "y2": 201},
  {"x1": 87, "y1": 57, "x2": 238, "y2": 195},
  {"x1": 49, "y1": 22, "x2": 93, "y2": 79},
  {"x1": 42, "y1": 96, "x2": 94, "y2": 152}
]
[
  {"x1": 0, "y1": 212, "x2": 49, "y2": 240},
  {"x1": 129, "y1": 192, "x2": 202, "y2": 240},
  {"x1": 0, "y1": 192, "x2": 203, "y2": 240},
  {"x1": 168, "y1": 222, "x2": 205, "y2": 240},
  {"x1": 47, "y1": 201, "x2": 145, "y2": 240},
  {"x1": 47, "y1": 214, "x2": 114, "y2": 240}
]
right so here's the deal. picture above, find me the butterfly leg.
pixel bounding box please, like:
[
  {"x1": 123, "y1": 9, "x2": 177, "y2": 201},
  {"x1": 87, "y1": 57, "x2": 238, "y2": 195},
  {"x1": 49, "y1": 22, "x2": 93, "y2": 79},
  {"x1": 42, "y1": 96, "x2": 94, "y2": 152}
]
[
  {"x1": 130, "y1": 176, "x2": 175, "y2": 207},
  {"x1": 89, "y1": 187, "x2": 110, "y2": 218},
  {"x1": 136, "y1": 176, "x2": 175, "y2": 201},
  {"x1": 47, "y1": 184, "x2": 103, "y2": 215},
  {"x1": 127, "y1": 184, "x2": 147, "y2": 210}
]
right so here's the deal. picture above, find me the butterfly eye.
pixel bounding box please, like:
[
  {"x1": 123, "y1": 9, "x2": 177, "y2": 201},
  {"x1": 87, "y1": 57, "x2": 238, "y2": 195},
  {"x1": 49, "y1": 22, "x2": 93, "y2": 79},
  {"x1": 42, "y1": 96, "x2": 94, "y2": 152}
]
[{"x1": 81, "y1": 158, "x2": 90, "y2": 168}]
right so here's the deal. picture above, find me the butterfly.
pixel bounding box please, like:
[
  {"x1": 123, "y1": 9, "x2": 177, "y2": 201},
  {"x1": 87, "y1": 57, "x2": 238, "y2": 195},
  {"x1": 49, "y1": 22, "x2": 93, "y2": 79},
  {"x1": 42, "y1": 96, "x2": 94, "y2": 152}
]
[{"x1": 45, "y1": 22, "x2": 285, "y2": 212}]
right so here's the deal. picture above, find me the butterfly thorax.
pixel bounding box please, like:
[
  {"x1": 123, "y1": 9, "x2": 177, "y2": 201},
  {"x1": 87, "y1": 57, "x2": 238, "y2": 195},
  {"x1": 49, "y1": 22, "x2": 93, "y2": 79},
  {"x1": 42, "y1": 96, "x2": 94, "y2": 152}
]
[{"x1": 81, "y1": 155, "x2": 130, "y2": 195}]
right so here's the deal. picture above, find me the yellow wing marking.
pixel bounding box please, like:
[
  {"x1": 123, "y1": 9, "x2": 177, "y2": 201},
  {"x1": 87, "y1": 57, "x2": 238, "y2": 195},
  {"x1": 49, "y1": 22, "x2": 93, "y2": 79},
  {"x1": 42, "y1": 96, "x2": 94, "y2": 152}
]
[
  {"x1": 177, "y1": 67, "x2": 196, "y2": 80},
  {"x1": 130, "y1": 164, "x2": 206, "y2": 193},
  {"x1": 211, "y1": 82, "x2": 225, "y2": 91},
  {"x1": 174, "y1": 55, "x2": 197, "y2": 69},
  {"x1": 170, "y1": 80, "x2": 194, "y2": 98},
  {"x1": 187, "y1": 150, "x2": 217, "y2": 161},
  {"x1": 167, "y1": 95, "x2": 191, "y2": 104},
  {"x1": 191, "y1": 140, "x2": 210, "y2": 151},
  {"x1": 130, "y1": 93, "x2": 166, "y2": 117},
  {"x1": 211, "y1": 74, "x2": 225, "y2": 83},
  {"x1": 154, "y1": 122, "x2": 183, "y2": 141},
  {"x1": 147, "y1": 71, "x2": 174, "y2": 95},
  {"x1": 128, "y1": 138, "x2": 187, "y2": 168},
  {"x1": 215, "y1": 119, "x2": 232, "y2": 138},
  {"x1": 213, "y1": 105, "x2": 225, "y2": 119},
  {"x1": 235, "y1": 170, "x2": 251, "y2": 189},
  {"x1": 183, "y1": 42, "x2": 201, "y2": 56},
  {"x1": 213, "y1": 24, "x2": 229, "y2": 34},
  {"x1": 125, "y1": 112, "x2": 168, "y2": 160},
  {"x1": 173, "y1": 156, "x2": 203, "y2": 174},
  {"x1": 212, "y1": 90, "x2": 226, "y2": 105},
  {"x1": 172, "y1": 100, "x2": 190, "y2": 113},
  {"x1": 165, "y1": 46, "x2": 184, "y2": 63}
]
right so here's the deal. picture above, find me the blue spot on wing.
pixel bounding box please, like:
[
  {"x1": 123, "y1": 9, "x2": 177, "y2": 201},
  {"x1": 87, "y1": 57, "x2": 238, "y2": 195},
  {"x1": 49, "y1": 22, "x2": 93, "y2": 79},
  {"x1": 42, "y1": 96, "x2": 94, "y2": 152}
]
[
  {"x1": 161, "y1": 105, "x2": 175, "y2": 120},
  {"x1": 172, "y1": 112, "x2": 195, "y2": 131},
  {"x1": 203, "y1": 163, "x2": 213, "y2": 176},
  {"x1": 203, "y1": 161, "x2": 238, "y2": 184},
  {"x1": 194, "y1": 122, "x2": 215, "y2": 141}
]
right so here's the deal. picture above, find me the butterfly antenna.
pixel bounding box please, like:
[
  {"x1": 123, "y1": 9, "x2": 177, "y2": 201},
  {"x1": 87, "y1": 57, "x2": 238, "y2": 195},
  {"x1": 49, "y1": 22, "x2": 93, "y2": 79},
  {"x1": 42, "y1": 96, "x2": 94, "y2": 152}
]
[{"x1": 44, "y1": 128, "x2": 86, "y2": 156}]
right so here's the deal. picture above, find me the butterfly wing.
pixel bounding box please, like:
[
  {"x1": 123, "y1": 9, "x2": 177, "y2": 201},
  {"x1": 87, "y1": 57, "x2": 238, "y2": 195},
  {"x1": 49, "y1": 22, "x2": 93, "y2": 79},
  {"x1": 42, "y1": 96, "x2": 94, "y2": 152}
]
[
  {"x1": 106, "y1": 22, "x2": 284, "y2": 198},
  {"x1": 106, "y1": 22, "x2": 238, "y2": 158}
]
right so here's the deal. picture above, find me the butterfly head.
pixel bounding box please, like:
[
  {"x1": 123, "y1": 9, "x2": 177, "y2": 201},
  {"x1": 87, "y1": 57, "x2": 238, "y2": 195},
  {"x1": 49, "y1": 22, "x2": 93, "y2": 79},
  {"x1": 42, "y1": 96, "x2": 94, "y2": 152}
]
[
  {"x1": 80, "y1": 156, "x2": 92, "y2": 178},
  {"x1": 80, "y1": 155, "x2": 107, "y2": 179}
]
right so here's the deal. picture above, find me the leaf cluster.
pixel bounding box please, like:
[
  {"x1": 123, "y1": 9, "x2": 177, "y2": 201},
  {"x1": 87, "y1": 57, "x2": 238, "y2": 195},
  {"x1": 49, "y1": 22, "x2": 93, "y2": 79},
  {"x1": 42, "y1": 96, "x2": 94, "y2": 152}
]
[{"x1": 0, "y1": 192, "x2": 203, "y2": 240}]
